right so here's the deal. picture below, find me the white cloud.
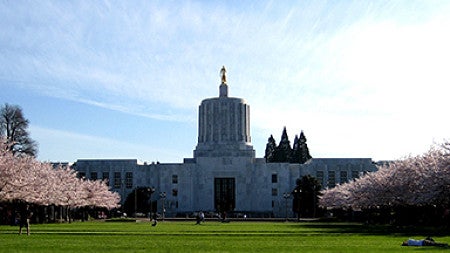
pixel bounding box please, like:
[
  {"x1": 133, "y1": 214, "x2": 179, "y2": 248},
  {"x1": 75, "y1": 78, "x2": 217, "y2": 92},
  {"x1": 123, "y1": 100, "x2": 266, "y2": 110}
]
[
  {"x1": 249, "y1": 3, "x2": 450, "y2": 160},
  {"x1": 3, "y1": 1, "x2": 450, "y2": 161}
]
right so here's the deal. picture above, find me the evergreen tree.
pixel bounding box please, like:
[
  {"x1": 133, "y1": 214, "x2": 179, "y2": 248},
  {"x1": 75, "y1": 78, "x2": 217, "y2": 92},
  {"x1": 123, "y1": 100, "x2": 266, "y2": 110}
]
[
  {"x1": 291, "y1": 135, "x2": 300, "y2": 163},
  {"x1": 291, "y1": 131, "x2": 312, "y2": 164},
  {"x1": 298, "y1": 131, "x2": 312, "y2": 163},
  {"x1": 264, "y1": 135, "x2": 277, "y2": 162},
  {"x1": 274, "y1": 127, "x2": 291, "y2": 162},
  {"x1": 292, "y1": 175, "x2": 321, "y2": 218}
]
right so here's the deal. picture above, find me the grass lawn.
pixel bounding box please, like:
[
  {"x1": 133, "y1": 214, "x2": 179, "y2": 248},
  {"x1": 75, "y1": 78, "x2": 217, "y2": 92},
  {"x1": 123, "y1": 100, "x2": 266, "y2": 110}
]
[{"x1": 0, "y1": 221, "x2": 449, "y2": 253}]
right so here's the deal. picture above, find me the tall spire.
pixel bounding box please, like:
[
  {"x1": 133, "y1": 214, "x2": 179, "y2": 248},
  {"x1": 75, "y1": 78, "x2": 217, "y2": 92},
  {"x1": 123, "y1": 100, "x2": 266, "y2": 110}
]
[{"x1": 219, "y1": 66, "x2": 228, "y2": 97}]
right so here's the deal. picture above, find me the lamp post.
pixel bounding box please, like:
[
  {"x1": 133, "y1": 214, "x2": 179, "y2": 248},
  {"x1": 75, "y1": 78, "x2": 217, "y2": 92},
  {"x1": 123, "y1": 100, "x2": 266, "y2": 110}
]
[
  {"x1": 283, "y1": 192, "x2": 290, "y2": 221},
  {"x1": 159, "y1": 192, "x2": 166, "y2": 221},
  {"x1": 148, "y1": 187, "x2": 155, "y2": 221},
  {"x1": 293, "y1": 189, "x2": 302, "y2": 221},
  {"x1": 312, "y1": 185, "x2": 316, "y2": 218},
  {"x1": 134, "y1": 187, "x2": 137, "y2": 218}
]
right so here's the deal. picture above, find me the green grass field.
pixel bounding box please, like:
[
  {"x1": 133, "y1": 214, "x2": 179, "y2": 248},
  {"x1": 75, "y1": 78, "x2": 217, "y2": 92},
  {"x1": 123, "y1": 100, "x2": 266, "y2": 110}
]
[{"x1": 0, "y1": 221, "x2": 449, "y2": 253}]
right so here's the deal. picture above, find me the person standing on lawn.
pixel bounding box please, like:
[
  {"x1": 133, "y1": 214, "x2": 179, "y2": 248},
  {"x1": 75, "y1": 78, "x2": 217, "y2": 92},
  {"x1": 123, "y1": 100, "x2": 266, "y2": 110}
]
[{"x1": 18, "y1": 204, "x2": 32, "y2": 235}]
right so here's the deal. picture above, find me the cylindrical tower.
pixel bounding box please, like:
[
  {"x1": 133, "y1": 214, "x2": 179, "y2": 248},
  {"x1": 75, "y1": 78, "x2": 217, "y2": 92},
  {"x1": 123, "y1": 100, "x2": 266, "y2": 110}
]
[{"x1": 194, "y1": 67, "x2": 255, "y2": 158}]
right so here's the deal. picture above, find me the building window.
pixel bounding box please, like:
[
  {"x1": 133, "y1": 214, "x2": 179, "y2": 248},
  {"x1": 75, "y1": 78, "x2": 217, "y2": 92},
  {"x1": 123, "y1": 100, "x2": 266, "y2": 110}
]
[
  {"x1": 352, "y1": 171, "x2": 360, "y2": 180},
  {"x1": 316, "y1": 171, "x2": 324, "y2": 187},
  {"x1": 114, "y1": 172, "x2": 121, "y2": 189},
  {"x1": 90, "y1": 172, "x2": 97, "y2": 180},
  {"x1": 125, "y1": 172, "x2": 133, "y2": 189},
  {"x1": 172, "y1": 188, "x2": 178, "y2": 197},
  {"x1": 340, "y1": 171, "x2": 348, "y2": 184},
  {"x1": 272, "y1": 188, "x2": 278, "y2": 196},
  {"x1": 172, "y1": 175, "x2": 178, "y2": 184},
  {"x1": 78, "y1": 172, "x2": 86, "y2": 179},
  {"x1": 272, "y1": 174, "x2": 278, "y2": 183},
  {"x1": 328, "y1": 171, "x2": 336, "y2": 188},
  {"x1": 102, "y1": 172, "x2": 109, "y2": 186}
]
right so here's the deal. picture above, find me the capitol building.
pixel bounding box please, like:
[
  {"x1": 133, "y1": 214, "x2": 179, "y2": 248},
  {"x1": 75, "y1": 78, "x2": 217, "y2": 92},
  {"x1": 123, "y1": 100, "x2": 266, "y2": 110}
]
[{"x1": 74, "y1": 67, "x2": 377, "y2": 218}]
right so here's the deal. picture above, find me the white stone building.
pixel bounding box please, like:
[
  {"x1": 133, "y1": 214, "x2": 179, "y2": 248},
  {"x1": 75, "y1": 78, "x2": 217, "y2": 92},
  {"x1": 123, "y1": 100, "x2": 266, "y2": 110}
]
[{"x1": 74, "y1": 68, "x2": 377, "y2": 218}]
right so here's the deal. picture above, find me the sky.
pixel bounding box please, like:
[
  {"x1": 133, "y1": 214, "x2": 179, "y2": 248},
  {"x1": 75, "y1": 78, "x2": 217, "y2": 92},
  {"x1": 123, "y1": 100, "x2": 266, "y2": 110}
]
[{"x1": 1, "y1": 0, "x2": 450, "y2": 163}]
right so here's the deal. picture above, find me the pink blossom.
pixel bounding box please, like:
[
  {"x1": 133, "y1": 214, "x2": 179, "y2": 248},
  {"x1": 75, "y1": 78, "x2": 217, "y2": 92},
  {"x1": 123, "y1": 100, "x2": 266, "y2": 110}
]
[
  {"x1": 320, "y1": 143, "x2": 450, "y2": 209},
  {"x1": 0, "y1": 138, "x2": 119, "y2": 209}
]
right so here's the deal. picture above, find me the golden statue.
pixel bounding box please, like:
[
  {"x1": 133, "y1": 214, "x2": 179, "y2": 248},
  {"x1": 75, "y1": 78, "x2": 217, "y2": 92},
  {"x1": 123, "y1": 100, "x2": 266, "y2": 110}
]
[{"x1": 220, "y1": 66, "x2": 227, "y2": 84}]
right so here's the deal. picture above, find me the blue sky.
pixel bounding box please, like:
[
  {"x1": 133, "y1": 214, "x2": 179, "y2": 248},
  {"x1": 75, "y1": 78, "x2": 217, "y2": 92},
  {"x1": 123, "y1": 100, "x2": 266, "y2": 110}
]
[{"x1": 1, "y1": 0, "x2": 450, "y2": 163}]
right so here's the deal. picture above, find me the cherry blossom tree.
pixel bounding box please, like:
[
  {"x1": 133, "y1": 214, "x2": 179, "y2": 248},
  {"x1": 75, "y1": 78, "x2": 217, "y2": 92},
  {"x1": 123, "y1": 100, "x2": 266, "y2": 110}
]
[
  {"x1": 319, "y1": 142, "x2": 450, "y2": 224},
  {"x1": 0, "y1": 139, "x2": 120, "y2": 212},
  {"x1": 84, "y1": 179, "x2": 121, "y2": 210}
]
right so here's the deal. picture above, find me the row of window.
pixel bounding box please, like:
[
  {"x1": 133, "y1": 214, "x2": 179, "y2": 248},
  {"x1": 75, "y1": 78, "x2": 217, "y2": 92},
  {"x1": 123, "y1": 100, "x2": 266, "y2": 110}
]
[
  {"x1": 83, "y1": 170, "x2": 362, "y2": 195},
  {"x1": 106, "y1": 172, "x2": 134, "y2": 189},
  {"x1": 270, "y1": 170, "x2": 363, "y2": 196},
  {"x1": 317, "y1": 170, "x2": 361, "y2": 188},
  {"x1": 272, "y1": 171, "x2": 362, "y2": 186},
  {"x1": 79, "y1": 172, "x2": 179, "y2": 189}
]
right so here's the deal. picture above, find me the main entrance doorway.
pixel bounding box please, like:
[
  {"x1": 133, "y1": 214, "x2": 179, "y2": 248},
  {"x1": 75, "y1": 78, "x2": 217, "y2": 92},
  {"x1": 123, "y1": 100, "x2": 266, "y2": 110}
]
[{"x1": 214, "y1": 178, "x2": 235, "y2": 212}]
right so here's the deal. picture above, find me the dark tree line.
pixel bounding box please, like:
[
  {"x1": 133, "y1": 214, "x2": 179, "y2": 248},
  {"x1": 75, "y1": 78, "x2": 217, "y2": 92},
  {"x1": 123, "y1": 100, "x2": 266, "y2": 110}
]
[
  {"x1": 264, "y1": 127, "x2": 312, "y2": 164},
  {"x1": 123, "y1": 187, "x2": 157, "y2": 217},
  {"x1": 292, "y1": 175, "x2": 322, "y2": 218}
]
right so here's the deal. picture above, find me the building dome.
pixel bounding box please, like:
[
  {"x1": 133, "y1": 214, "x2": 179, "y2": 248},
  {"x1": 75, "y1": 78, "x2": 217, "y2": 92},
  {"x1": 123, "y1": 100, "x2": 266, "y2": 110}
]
[{"x1": 194, "y1": 67, "x2": 255, "y2": 158}]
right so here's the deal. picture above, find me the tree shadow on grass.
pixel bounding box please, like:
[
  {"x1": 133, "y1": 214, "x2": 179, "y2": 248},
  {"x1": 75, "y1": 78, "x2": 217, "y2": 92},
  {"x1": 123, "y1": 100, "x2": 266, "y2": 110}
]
[{"x1": 295, "y1": 222, "x2": 450, "y2": 237}]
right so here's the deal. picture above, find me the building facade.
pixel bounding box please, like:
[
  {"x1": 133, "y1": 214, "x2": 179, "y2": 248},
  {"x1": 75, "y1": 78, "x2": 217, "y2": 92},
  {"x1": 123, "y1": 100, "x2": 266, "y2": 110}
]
[{"x1": 74, "y1": 68, "x2": 377, "y2": 218}]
